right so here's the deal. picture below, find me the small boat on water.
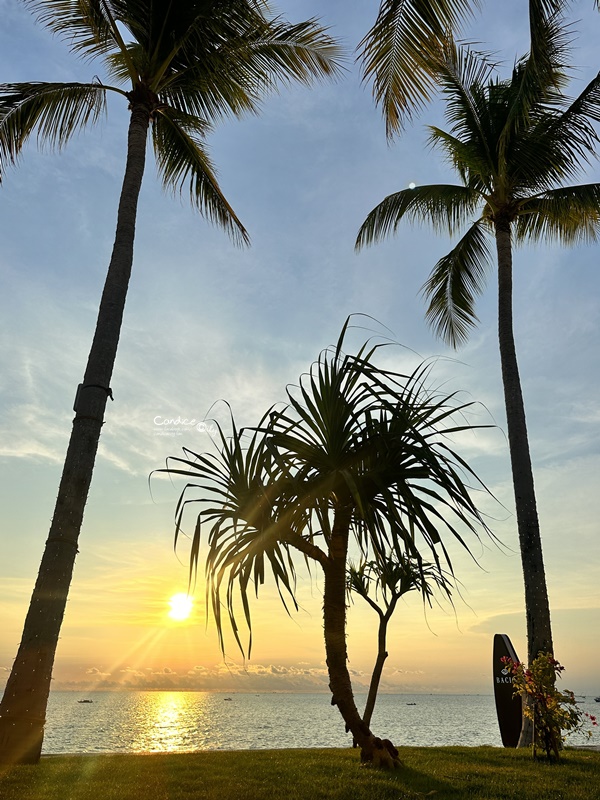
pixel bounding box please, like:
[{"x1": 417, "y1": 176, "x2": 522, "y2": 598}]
[
  {"x1": 77, "y1": 699, "x2": 93, "y2": 704},
  {"x1": 594, "y1": 697, "x2": 600, "y2": 703}
]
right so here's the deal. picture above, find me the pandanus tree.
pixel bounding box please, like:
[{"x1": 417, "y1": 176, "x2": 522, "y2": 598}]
[
  {"x1": 0, "y1": 0, "x2": 340, "y2": 764},
  {"x1": 161, "y1": 321, "x2": 494, "y2": 767},
  {"x1": 348, "y1": 553, "x2": 452, "y2": 731},
  {"x1": 355, "y1": 8, "x2": 600, "y2": 744}
]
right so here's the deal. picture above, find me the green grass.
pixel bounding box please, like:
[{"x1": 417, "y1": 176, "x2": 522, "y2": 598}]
[{"x1": 1, "y1": 747, "x2": 599, "y2": 800}]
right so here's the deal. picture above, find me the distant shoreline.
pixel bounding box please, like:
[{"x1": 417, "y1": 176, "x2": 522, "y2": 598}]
[{"x1": 46, "y1": 689, "x2": 498, "y2": 696}]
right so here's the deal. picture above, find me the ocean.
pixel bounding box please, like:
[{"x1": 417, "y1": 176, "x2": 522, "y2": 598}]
[{"x1": 42, "y1": 692, "x2": 600, "y2": 754}]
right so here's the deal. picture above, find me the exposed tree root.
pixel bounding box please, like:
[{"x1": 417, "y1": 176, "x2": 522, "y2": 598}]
[{"x1": 360, "y1": 737, "x2": 402, "y2": 769}]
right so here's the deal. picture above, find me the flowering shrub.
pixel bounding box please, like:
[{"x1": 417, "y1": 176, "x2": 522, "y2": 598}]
[{"x1": 501, "y1": 653, "x2": 598, "y2": 761}]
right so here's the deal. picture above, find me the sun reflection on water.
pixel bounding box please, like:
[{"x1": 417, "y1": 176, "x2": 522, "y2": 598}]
[{"x1": 131, "y1": 692, "x2": 210, "y2": 752}]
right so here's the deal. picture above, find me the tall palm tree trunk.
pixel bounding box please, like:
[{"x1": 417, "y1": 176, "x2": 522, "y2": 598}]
[
  {"x1": 322, "y1": 506, "x2": 399, "y2": 767},
  {"x1": 0, "y1": 103, "x2": 150, "y2": 765},
  {"x1": 495, "y1": 220, "x2": 554, "y2": 748}
]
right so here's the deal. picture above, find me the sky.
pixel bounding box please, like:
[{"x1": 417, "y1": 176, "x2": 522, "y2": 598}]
[{"x1": 0, "y1": 0, "x2": 599, "y2": 698}]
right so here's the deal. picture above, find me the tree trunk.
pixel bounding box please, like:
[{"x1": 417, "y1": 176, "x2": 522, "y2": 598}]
[
  {"x1": 0, "y1": 103, "x2": 150, "y2": 765},
  {"x1": 323, "y1": 506, "x2": 400, "y2": 768},
  {"x1": 362, "y1": 608, "x2": 392, "y2": 730},
  {"x1": 494, "y1": 221, "x2": 554, "y2": 749}
]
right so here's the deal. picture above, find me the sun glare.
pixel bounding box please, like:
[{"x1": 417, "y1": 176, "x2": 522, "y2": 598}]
[{"x1": 168, "y1": 593, "x2": 193, "y2": 621}]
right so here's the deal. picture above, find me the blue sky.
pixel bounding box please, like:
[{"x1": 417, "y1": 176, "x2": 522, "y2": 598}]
[{"x1": 1, "y1": 0, "x2": 599, "y2": 697}]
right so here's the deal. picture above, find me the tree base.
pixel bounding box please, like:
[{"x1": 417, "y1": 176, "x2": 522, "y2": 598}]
[
  {"x1": 0, "y1": 716, "x2": 44, "y2": 765},
  {"x1": 361, "y1": 737, "x2": 402, "y2": 769},
  {"x1": 517, "y1": 714, "x2": 534, "y2": 748}
]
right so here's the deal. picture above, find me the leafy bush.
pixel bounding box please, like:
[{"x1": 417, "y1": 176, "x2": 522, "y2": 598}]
[{"x1": 502, "y1": 653, "x2": 597, "y2": 761}]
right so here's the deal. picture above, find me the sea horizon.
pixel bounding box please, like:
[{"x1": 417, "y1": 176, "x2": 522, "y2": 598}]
[{"x1": 38, "y1": 690, "x2": 600, "y2": 755}]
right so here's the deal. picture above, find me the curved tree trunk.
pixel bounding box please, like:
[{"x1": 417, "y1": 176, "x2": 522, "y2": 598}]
[
  {"x1": 0, "y1": 103, "x2": 150, "y2": 765},
  {"x1": 323, "y1": 506, "x2": 401, "y2": 768},
  {"x1": 495, "y1": 221, "x2": 554, "y2": 749}
]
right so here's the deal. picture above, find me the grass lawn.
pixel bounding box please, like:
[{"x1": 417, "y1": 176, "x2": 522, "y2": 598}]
[{"x1": 1, "y1": 747, "x2": 599, "y2": 800}]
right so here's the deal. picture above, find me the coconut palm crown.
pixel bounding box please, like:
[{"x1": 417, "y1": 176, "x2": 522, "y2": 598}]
[
  {"x1": 159, "y1": 319, "x2": 495, "y2": 766},
  {"x1": 0, "y1": 0, "x2": 341, "y2": 765},
  {"x1": 355, "y1": 9, "x2": 600, "y2": 745},
  {"x1": 0, "y1": 0, "x2": 341, "y2": 213}
]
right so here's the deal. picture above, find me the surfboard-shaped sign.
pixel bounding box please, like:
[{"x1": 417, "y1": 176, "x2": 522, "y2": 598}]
[{"x1": 493, "y1": 633, "x2": 523, "y2": 747}]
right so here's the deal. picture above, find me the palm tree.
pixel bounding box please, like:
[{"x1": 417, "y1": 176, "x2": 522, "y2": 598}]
[
  {"x1": 161, "y1": 320, "x2": 494, "y2": 766},
  {"x1": 355, "y1": 10, "x2": 600, "y2": 744},
  {"x1": 0, "y1": 0, "x2": 340, "y2": 765},
  {"x1": 348, "y1": 553, "x2": 452, "y2": 731}
]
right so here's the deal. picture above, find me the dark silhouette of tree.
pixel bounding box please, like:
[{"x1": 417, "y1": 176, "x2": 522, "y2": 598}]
[
  {"x1": 0, "y1": 0, "x2": 340, "y2": 764},
  {"x1": 356, "y1": 8, "x2": 600, "y2": 746},
  {"x1": 348, "y1": 553, "x2": 452, "y2": 730},
  {"x1": 161, "y1": 320, "x2": 494, "y2": 766}
]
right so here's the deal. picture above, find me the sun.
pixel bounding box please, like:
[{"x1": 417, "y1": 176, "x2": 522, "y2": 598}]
[{"x1": 167, "y1": 593, "x2": 193, "y2": 621}]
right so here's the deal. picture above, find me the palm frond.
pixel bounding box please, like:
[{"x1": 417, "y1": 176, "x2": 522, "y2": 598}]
[
  {"x1": 104, "y1": 43, "x2": 148, "y2": 87},
  {"x1": 497, "y1": 4, "x2": 572, "y2": 158},
  {"x1": 155, "y1": 13, "x2": 342, "y2": 118},
  {"x1": 158, "y1": 73, "x2": 258, "y2": 126},
  {"x1": 523, "y1": 70, "x2": 600, "y2": 189},
  {"x1": 223, "y1": 17, "x2": 344, "y2": 90},
  {"x1": 556, "y1": 66, "x2": 600, "y2": 123},
  {"x1": 348, "y1": 552, "x2": 452, "y2": 611},
  {"x1": 506, "y1": 115, "x2": 592, "y2": 194},
  {"x1": 152, "y1": 108, "x2": 249, "y2": 246},
  {"x1": 272, "y1": 336, "x2": 494, "y2": 565},
  {"x1": 24, "y1": 0, "x2": 118, "y2": 61},
  {"x1": 527, "y1": 0, "x2": 571, "y2": 93},
  {"x1": 0, "y1": 81, "x2": 108, "y2": 172},
  {"x1": 357, "y1": 0, "x2": 479, "y2": 137},
  {"x1": 436, "y1": 38, "x2": 497, "y2": 127},
  {"x1": 120, "y1": 13, "x2": 342, "y2": 126},
  {"x1": 422, "y1": 219, "x2": 492, "y2": 347},
  {"x1": 515, "y1": 184, "x2": 600, "y2": 244},
  {"x1": 156, "y1": 412, "x2": 325, "y2": 656},
  {"x1": 428, "y1": 125, "x2": 493, "y2": 189},
  {"x1": 356, "y1": 183, "x2": 480, "y2": 248}
]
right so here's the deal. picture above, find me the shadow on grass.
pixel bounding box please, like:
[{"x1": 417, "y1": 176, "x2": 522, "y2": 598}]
[{"x1": 425, "y1": 744, "x2": 598, "y2": 769}]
